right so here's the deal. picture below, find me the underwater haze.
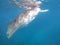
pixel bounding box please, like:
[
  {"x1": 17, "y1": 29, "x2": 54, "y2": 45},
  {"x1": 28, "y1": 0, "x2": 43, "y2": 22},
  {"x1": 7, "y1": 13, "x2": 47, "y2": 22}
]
[{"x1": 0, "y1": 0, "x2": 60, "y2": 45}]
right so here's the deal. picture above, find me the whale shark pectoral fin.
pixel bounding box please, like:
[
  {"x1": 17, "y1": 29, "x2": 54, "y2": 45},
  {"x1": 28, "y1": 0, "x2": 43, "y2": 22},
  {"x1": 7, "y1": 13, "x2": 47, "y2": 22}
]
[{"x1": 40, "y1": 9, "x2": 49, "y2": 12}]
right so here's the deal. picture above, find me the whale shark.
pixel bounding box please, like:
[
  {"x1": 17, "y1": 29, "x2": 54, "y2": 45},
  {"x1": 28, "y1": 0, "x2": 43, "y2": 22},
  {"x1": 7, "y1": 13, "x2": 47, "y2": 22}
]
[{"x1": 6, "y1": 0, "x2": 48, "y2": 39}]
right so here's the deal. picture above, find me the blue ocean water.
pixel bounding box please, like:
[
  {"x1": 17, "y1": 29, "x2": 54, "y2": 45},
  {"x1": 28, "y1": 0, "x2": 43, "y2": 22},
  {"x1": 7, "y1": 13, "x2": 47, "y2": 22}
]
[{"x1": 0, "y1": 0, "x2": 60, "y2": 45}]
